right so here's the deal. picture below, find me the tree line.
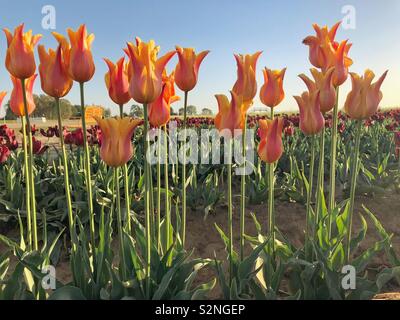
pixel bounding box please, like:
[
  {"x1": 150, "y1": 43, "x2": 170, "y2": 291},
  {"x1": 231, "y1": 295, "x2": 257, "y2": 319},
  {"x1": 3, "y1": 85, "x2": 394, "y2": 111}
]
[{"x1": 2, "y1": 95, "x2": 214, "y2": 120}]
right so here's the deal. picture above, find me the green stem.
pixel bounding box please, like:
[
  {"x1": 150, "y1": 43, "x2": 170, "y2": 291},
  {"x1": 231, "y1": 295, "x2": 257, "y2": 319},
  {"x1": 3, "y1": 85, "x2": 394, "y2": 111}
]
[
  {"x1": 315, "y1": 126, "x2": 325, "y2": 238},
  {"x1": 305, "y1": 135, "x2": 316, "y2": 260},
  {"x1": 21, "y1": 79, "x2": 37, "y2": 251},
  {"x1": 181, "y1": 91, "x2": 188, "y2": 246},
  {"x1": 328, "y1": 87, "x2": 339, "y2": 240},
  {"x1": 21, "y1": 116, "x2": 32, "y2": 250},
  {"x1": 157, "y1": 128, "x2": 161, "y2": 252},
  {"x1": 164, "y1": 125, "x2": 171, "y2": 256},
  {"x1": 119, "y1": 104, "x2": 131, "y2": 233},
  {"x1": 268, "y1": 108, "x2": 275, "y2": 255},
  {"x1": 227, "y1": 138, "x2": 233, "y2": 283},
  {"x1": 114, "y1": 167, "x2": 127, "y2": 280},
  {"x1": 240, "y1": 115, "x2": 247, "y2": 261},
  {"x1": 79, "y1": 82, "x2": 95, "y2": 247},
  {"x1": 345, "y1": 120, "x2": 363, "y2": 264},
  {"x1": 143, "y1": 103, "x2": 151, "y2": 297},
  {"x1": 56, "y1": 98, "x2": 75, "y2": 251}
]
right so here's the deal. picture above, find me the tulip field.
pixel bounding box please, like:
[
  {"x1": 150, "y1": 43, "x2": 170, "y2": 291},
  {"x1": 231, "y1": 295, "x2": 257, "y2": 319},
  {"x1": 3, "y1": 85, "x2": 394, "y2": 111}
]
[{"x1": 0, "y1": 20, "x2": 400, "y2": 302}]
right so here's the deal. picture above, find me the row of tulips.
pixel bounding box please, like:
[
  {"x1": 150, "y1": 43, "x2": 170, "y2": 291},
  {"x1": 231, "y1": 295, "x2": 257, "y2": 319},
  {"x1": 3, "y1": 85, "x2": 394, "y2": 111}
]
[{"x1": 0, "y1": 20, "x2": 399, "y2": 299}]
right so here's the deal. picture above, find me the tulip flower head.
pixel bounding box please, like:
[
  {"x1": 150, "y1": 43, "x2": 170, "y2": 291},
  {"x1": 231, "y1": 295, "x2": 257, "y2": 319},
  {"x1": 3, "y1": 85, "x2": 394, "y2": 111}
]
[
  {"x1": 299, "y1": 67, "x2": 336, "y2": 113},
  {"x1": 148, "y1": 71, "x2": 180, "y2": 127},
  {"x1": 303, "y1": 22, "x2": 352, "y2": 86},
  {"x1": 125, "y1": 38, "x2": 176, "y2": 104},
  {"x1": 0, "y1": 145, "x2": 10, "y2": 164},
  {"x1": 260, "y1": 67, "x2": 286, "y2": 108},
  {"x1": 94, "y1": 116, "x2": 142, "y2": 167},
  {"x1": 53, "y1": 25, "x2": 95, "y2": 83},
  {"x1": 294, "y1": 90, "x2": 325, "y2": 135},
  {"x1": 232, "y1": 51, "x2": 262, "y2": 109},
  {"x1": 344, "y1": 70, "x2": 388, "y2": 120},
  {"x1": 3, "y1": 24, "x2": 42, "y2": 79},
  {"x1": 257, "y1": 118, "x2": 284, "y2": 164},
  {"x1": 214, "y1": 91, "x2": 245, "y2": 139},
  {"x1": 10, "y1": 74, "x2": 37, "y2": 117},
  {"x1": 104, "y1": 57, "x2": 131, "y2": 106},
  {"x1": 174, "y1": 46, "x2": 209, "y2": 92},
  {"x1": 38, "y1": 44, "x2": 73, "y2": 98}
]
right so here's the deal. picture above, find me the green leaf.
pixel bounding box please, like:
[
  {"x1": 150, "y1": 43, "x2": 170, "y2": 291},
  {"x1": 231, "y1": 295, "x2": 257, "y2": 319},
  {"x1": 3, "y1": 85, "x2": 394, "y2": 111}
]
[{"x1": 48, "y1": 286, "x2": 87, "y2": 300}]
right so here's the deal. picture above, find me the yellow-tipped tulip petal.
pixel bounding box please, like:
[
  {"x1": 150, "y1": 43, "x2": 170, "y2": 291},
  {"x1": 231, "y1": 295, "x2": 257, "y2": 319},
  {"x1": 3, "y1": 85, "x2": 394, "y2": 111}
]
[
  {"x1": 3, "y1": 24, "x2": 42, "y2": 79},
  {"x1": 94, "y1": 116, "x2": 142, "y2": 167},
  {"x1": 344, "y1": 70, "x2": 388, "y2": 120},
  {"x1": 104, "y1": 57, "x2": 131, "y2": 106},
  {"x1": 38, "y1": 44, "x2": 72, "y2": 98},
  {"x1": 125, "y1": 38, "x2": 176, "y2": 104},
  {"x1": 232, "y1": 51, "x2": 262, "y2": 109},
  {"x1": 174, "y1": 46, "x2": 209, "y2": 92},
  {"x1": 260, "y1": 67, "x2": 286, "y2": 108}
]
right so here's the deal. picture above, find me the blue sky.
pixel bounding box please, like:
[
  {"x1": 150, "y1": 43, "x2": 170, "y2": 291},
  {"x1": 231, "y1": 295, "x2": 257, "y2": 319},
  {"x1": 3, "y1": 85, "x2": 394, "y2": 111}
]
[{"x1": 1, "y1": 0, "x2": 400, "y2": 116}]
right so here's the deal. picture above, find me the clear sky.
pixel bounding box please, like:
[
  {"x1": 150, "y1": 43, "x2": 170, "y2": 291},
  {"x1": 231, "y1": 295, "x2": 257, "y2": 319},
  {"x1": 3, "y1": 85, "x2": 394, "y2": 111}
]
[{"x1": 1, "y1": 0, "x2": 400, "y2": 116}]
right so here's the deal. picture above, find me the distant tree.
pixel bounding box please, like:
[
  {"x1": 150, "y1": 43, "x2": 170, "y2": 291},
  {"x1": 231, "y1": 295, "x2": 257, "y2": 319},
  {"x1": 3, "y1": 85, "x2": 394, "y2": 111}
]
[
  {"x1": 4, "y1": 94, "x2": 75, "y2": 120},
  {"x1": 130, "y1": 104, "x2": 144, "y2": 118},
  {"x1": 201, "y1": 108, "x2": 213, "y2": 115},
  {"x1": 170, "y1": 108, "x2": 178, "y2": 116},
  {"x1": 4, "y1": 102, "x2": 17, "y2": 120},
  {"x1": 104, "y1": 108, "x2": 111, "y2": 117},
  {"x1": 179, "y1": 105, "x2": 197, "y2": 116}
]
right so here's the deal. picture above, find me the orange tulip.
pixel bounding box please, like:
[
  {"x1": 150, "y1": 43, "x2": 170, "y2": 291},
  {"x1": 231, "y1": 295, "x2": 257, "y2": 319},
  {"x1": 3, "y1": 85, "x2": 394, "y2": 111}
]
[
  {"x1": 174, "y1": 46, "x2": 209, "y2": 92},
  {"x1": 214, "y1": 91, "x2": 245, "y2": 138},
  {"x1": 38, "y1": 44, "x2": 73, "y2": 98},
  {"x1": 3, "y1": 24, "x2": 42, "y2": 79},
  {"x1": 303, "y1": 22, "x2": 352, "y2": 86},
  {"x1": 299, "y1": 67, "x2": 336, "y2": 113},
  {"x1": 125, "y1": 38, "x2": 176, "y2": 104},
  {"x1": 148, "y1": 71, "x2": 180, "y2": 127},
  {"x1": 10, "y1": 74, "x2": 37, "y2": 117},
  {"x1": 53, "y1": 25, "x2": 95, "y2": 83},
  {"x1": 257, "y1": 118, "x2": 284, "y2": 164},
  {"x1": 104, "y1": 57, "x2": 131, "y2": 106},
  {"x1": 344, "y1": 70, "x2": 388, "y2": 120},
  {"x1": 302, "y1": 22, "x2": 340, "y2": 69},
  {"x1": 294, "y1": 90, "x2": 325, "y2": 135},
  {"x1": 232, "y1": 51, "x2": 262, "y2": 109},
  {"x1": 0, "y1": 92, "x2": 7, "y2": 108},
  {"x1": 94, "y1": 116, "x2": 142, "y2": 167},
  {"x1": 259, "y1": 67, "x2": 286, "y2": 108}
]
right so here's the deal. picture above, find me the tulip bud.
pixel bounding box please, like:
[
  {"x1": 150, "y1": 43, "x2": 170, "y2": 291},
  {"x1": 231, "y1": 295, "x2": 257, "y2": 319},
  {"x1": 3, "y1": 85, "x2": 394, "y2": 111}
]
[
  {"x1": 148, "y1": 71, "x2": 180, "y2": 127},
  {"x1": 257, "y1": 118, "x2": 284, "y2": 163},
  {"x1": 344, "y1": 70, "x2": 388, "y2": 120},
  {"x1": 94, "y1": 117, "x2": 142, "y2": 167},
  {"x1": 174, "y1": 46, "x2": 209, "y2": 92},
  {"x1": 232, "y1": 51, "x2": 262, "y2": 109},
  {"x1": 104, "y1": 57, "x2": 131, "y2": 106},
  {"x1": 125, "y1": 38, "x2": 176, "y2": 104},
  {"x1": 294, "y1": 90, "x2": 325, "y2": 135},
  {"x1": 38, "y1": 44, "x2": 73, "y2": 98},
  {"x1": 299, "y1": 67, "x2": 336, "y2": 113},
  {"x1": 10, "y1": 74, "x2": 37, "y2": 117},
  {"x1": 54, "y1": 25, "x2": 95, "y2": 83},
  {"x1": 260, "y1": 67, "x2": 286, "y2": 108},
  {"x1": 3, "y1": 24, "x2": 42, "y2": 79},
  {"x1": 214, "y1": 91, "x2": 245, "y2": 139}
]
